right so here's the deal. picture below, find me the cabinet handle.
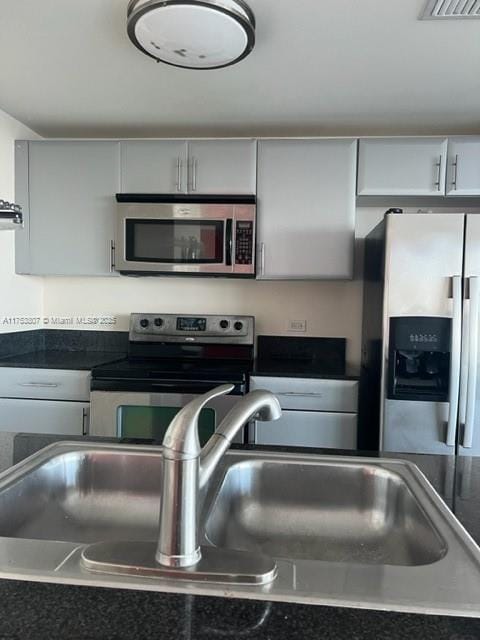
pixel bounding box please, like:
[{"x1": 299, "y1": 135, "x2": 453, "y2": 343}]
[
  {"x1": 452, "y1": 154, "x2": 459, "y2": 191},
  {"x1": 192, "y1": 157, "x2": 197, "y2": 191},
  {"x1": 19, "y1": 382, "x2": 59, "y2": 388},
  {"x1": 176, "y1": 157, "x2": 182, "y2": 192},
  {"x1": 82, "y1": 407, "x2": 89, "y2": 435},
  {"x1": 435, "y1": 155, "x2": 443, "y2": 192},
  {"x1": 259, "y1": 242, "x2": 265, "y2": 276},
  {"x1": 110, "y1": 240, "x2": 115, "y2": 272}
]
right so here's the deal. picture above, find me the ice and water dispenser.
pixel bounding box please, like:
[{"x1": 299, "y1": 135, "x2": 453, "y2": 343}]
[{"x1": 387, "y1": 317, "x2": 451, "y2": 402}]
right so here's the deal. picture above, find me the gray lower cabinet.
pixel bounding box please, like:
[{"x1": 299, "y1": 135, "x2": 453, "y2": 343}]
[
  {"x1": 0, "y1": 398, "x2": 89, "y2": 435},
  {"x1": 250, "y1": 375, "x2": 358, "y2": 449},
  {"x1": 253, "y1": 410, "x2": 357, "y2": 448},
  {"x1": 0, "y1": 368, "x2": 91, "y2": 435},
  {"x1": 15, "y1": 140, "x2": 120, "y2": 275},
  {"x1": 256, "y1": 139, "x2": 357, "y2": 279}
]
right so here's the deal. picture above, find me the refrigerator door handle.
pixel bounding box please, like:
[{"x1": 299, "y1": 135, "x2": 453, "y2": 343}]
[
  {"x1": 458, "y1": 285, "x2": 470, "y2": 427},
  {"x1": 446, "y1": 275, "x2": 462, "y2": 447},
  {"x1": 463, "y1": 276, "x2": 480, "y2": 448}
]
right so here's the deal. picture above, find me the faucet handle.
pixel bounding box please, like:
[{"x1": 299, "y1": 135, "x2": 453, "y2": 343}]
[{"x1": 162, "y1": 384, "x2": 234, "y2": 460}]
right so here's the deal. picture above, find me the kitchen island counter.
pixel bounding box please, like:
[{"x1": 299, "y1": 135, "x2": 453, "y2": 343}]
[{"x1": 0, "y1": 434, "x2": 478, "y2": 639}]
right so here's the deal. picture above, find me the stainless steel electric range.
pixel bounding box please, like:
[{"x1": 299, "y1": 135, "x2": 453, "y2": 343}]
[{"x1": 90, "y1": 313, "x2": 254, "y2": 444}]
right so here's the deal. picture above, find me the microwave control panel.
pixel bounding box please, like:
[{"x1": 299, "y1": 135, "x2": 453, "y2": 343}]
[{"x1": 235, "y1": 221, "x2": 253, "y2": 265}]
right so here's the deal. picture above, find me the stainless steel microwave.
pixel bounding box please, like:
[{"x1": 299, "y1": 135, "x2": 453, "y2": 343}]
[{"x1": 114, "y1": 194, "x2": 256, "y2": 277}]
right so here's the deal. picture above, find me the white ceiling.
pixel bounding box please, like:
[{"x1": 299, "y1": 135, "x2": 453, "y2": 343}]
[{"x1": 1, "y1": 0, "x2": 479, "y2": 137}]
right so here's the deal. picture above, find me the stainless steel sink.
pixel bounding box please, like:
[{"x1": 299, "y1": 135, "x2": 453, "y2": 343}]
[
  {"x1": 0, "y1": 447, "x2": 162, "y2": 543},
  {"x1": 0, "y1": 442, "x2": 479, "y2": 618},
  {"x1": 204, "y1": 460, "x2": 446, "y2": 566}
]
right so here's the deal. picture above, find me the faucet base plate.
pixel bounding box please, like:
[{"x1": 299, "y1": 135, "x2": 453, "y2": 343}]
[{"x1": 81, "y1": 541, "x2": 278, "y2": 586}]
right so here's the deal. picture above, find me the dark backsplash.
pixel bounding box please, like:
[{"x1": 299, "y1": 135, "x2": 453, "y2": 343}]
[{"x1": 256, "y1": 335, "x2": 346, "y2": 376}]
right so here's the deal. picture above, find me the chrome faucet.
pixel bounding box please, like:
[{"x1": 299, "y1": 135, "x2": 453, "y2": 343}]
[{"x1": 156, "y1": 384, "x2": 282, "y2": 568}]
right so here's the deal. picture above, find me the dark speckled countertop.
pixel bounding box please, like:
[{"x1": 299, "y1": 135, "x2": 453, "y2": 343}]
[
  {"x1": 0, "y1": 349, "x2": 126, "y2": 370},
  {"x1": 0, "y1": 434, "x2": 477, "y2": 639},
  {"x1": 0, "y1": 329, "x2": 128, "y2": 370}
]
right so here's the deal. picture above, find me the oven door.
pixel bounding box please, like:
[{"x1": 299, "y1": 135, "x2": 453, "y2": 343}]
[
  {"x1": 115, "y1": 203, "x2": 233, "y2": 275},
  {"x1": 90, "y1": 389, "x2": 244, "y2": 444}
]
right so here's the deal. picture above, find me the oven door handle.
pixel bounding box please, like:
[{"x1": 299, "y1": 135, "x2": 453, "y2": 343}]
[{"x1": 225, "y1": 218, "x2": 233, "y2": 267}]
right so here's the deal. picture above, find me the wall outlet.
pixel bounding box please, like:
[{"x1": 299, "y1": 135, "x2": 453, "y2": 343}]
[{"x1": 287, "y1": 319, "x2": 307, "y2": 332}]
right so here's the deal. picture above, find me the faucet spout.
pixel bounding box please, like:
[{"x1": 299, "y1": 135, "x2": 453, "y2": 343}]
[
  {"x1": 157, "y1": 385, "x2": 281, "y2": 568},
  {"x1": 162, "y1": 383, "x2": 234, "y2": 460},
  {"x1": 200, "y1": 390, "x2": 282, "y2": 489}
]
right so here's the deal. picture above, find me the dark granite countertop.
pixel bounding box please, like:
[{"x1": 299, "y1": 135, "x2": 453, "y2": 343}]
[
  {"x1": 0, "y1": 349, "x2": 126, "y2": 370},
  {"x1": 254, "y1": 359, "x2": 360, "y2": 380},
  {"x1": 0, "y1": 434, "x2": 478, "y2": 638},
  {"x1": 0, "y1": 329, "x2": 128, "y2": 371}
]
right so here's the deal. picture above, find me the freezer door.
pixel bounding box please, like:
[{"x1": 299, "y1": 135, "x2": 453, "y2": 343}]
[
  {"x1": 382, "y1": 213, "x2": 465, "y2": 455},
  {"x1": 458, "y1": 215, "x2": 480, "y2": 456}
]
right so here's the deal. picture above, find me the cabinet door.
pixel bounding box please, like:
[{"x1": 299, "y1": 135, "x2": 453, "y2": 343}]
[
  {"x1": 0, "y1": 398, "x2": 88, "y2": 435},
  {"x1": 187, "y1": 140, "x2": 256, "y2": 194},
  {"x1": 446, "y1": 137, "x2": 480, "y2": 196},
  {"x1": 357, "y1": 138, "x2": 448, "y2": 196},
  {"x1": 120, "y1": 140, "x2": 187, "y2": 193},
  {"x1": 254, "y1": 410, "x2": 357, "y2": 449},
  {"x1": 256, "y1": 139, "x2": 356, "y2": 279},
  {"x1": 16, "y1": 141, "x2": 119, "y2": 275}
]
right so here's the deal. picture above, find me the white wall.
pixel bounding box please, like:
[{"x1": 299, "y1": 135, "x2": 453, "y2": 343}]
[{"x1": 0, "y1": 110, "x2": 42, "y2": 332}]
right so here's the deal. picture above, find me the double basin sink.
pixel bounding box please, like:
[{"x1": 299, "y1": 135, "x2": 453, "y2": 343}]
[{"x1": 0, "y1": 442, "x2": 478, "y2": 616}]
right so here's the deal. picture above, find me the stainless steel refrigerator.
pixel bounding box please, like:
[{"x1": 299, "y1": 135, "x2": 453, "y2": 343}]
[{"x1": 359, "y1": 212, "x2": 480, "y2": 457}]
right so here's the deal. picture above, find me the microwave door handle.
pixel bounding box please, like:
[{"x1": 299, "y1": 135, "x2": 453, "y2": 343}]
[{"x1": 225, "y1": 219, "x2": 233, "y2": 266}]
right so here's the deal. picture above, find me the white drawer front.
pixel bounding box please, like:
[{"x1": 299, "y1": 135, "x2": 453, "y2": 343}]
[
  {"x1": 0, "y1": 368, "x2": 90, "y2": 401},
  {"x1": 250, "y1": 376, "x2": 358, "y2": 412},
  {"x1": 254, "y1": 410, "x2": 357, "y2": 450},
  {"x1": 0, "y1": 398, "x2": 88, "y2": 435}
]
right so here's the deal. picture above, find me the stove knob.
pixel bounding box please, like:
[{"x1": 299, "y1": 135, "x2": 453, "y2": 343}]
[
  {"x1": 234, "y1": 321, "x2": 243, "y2": 331},
  {"x1": 154, "y1": 317, "x2": 164, "y2": 327},
  {"x1": 219, "y1": 319, "x2": 229, "y2": 329},
  {"x1": 139, "y1": 318, "x2": 149, "y2": 328}
]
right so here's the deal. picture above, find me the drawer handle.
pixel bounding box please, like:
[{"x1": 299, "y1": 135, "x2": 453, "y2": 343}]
[{"x1": 19, "y1": 382, "x2": 60, "y2": 388}]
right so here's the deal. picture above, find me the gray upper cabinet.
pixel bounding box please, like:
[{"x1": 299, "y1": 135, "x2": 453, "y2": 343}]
[
  {"x1": 446, "y1": 137, "x2": 480, "y2": 196},
  {"x1": 15, "y1": 140, "x2": 120, "y2": 276},
  {"x1": 357, "y1": 137, "x2": 448, "y2": 196},
  {"x1": 120, "y1": 140, "x2": 187, "y2": 193},
  {"x1": 186, "y1": 140, "x2": 256, "y2": 194},
  {"x1": 256, "y1": 139, "x2": 357, "y2": 279},
  {"x1": 120, "y1": 139, "x2": 256, "y2": 194}
]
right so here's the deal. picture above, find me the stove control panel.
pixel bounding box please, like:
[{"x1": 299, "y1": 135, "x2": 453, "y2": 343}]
[{"x1": 130, "y1": 314, "x2": 254, "y2": 344}]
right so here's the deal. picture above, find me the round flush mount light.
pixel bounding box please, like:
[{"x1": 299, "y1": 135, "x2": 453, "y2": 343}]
[{"x1": 127, "y1": 0, "x2": 255, "y2": 70}]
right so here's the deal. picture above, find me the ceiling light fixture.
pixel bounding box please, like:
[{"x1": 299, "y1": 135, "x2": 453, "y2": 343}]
[{"x1": 127, "y1": 0, "x2": 256, "y2": 70}]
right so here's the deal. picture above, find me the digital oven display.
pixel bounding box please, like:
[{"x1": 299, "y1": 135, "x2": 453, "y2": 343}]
[{"x1": 176, "y1": 317, "x2": 207, "y2": 332}]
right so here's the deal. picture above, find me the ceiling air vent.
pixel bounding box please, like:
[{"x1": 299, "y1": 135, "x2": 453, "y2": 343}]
[{"x1": 420, "y1": 0, "x2": 480, "y2": 19}]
